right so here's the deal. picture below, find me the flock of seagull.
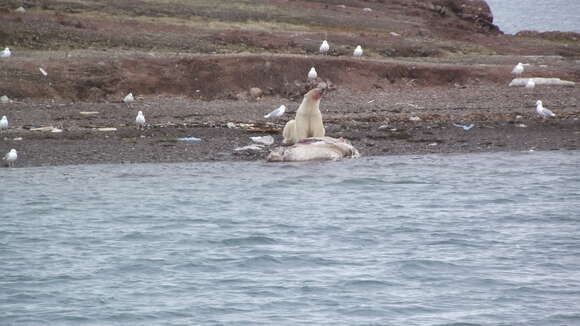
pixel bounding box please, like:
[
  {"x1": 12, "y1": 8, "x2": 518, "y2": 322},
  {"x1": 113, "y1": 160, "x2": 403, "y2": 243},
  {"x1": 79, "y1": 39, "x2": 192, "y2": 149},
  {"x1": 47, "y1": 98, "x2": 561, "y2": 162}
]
[
  {"x1": 511, "y1": 62, "x2": 556, "y2": 118},
  {"x1": 0, "y1": 40, "x2": 563, "y2": 167}
]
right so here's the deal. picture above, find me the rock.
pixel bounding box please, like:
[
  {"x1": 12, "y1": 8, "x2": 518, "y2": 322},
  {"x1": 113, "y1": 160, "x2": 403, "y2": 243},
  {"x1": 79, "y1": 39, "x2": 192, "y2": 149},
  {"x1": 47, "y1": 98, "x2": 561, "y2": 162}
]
[
  {"x1": 249, "y1": 87, "x2": 263, "y2": 99},
  {"x1": 235, "y1": 91, "x2": 248, "y2": 101},
  {"x1": 15, "y1": 7, "x2": 26, "y2": 13},
  {"x1": 0, "y1": 95, "x2": 10, "y2": 103},
  {"x1": 250, "y1": 135, "x2": 274, "y2": 145}
]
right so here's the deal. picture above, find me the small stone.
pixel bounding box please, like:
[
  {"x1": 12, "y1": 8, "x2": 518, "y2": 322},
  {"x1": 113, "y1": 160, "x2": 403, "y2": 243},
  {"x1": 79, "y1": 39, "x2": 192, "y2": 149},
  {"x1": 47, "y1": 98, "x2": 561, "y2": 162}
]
[
  {"x1": 15, "y1": 7, "x2": 26, "y2": 13},
  {"x1": 409, "y1": 116, "x2": 421, "y2": 122},
  {"x1": 249, "y1": 87, "x2": 263, "y2": 99},
  {"x1": 362, "y1": 7, "x2": 373, "y2": 12}
]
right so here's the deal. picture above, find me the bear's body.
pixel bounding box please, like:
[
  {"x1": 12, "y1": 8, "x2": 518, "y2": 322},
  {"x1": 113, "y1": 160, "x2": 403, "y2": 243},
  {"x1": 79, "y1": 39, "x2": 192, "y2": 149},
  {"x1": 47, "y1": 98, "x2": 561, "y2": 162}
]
[
  {"x1": 282, "y1": 119, "x2": 297, "y2": 145},
  {"x1": 282, "y1": 88, "x2": 326, "y2": 145},
  {"x1": 295, "y1": 88, "x2": 325, "y2": 140}
]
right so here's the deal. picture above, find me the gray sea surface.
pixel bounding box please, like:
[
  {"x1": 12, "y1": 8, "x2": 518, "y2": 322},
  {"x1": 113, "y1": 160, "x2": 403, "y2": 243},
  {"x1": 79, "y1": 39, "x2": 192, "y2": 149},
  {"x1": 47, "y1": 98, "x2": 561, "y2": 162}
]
[
  {"x1": 486, "y1": 0, "x2": 580, "y2": 34},
  {"x1": 1, "y1": 151, "x2": 580, "y2": 326}
]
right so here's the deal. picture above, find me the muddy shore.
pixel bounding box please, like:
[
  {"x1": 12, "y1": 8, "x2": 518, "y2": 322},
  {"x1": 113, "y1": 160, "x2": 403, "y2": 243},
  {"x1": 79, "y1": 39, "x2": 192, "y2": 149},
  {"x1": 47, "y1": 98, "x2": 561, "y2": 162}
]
[
  {"x1": 0, "y1": 1, "x2": 578, "y2": 167},
  {"x1": 1, "y1": 83, "x2": 578, "y2": 168}
]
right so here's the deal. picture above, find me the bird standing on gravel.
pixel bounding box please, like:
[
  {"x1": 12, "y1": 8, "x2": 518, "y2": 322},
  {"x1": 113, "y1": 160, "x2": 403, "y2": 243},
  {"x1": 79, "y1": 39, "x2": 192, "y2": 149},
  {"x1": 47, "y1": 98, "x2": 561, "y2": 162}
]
[
  {"x1": 353, "y1": 45, "x2": 363, "y2": 57},
  {"x1": 135, "y1": 111, "x2": 146, "y2": 130},
  {"x1": 264, "y1": 105, "x2": 286, "y2": 119},
  {"x1": 308, "y1": 67, "x2": 317, "y2": 80},
  {"x1": 3, "y1": 149, "x2": 17, "y2": 167},
  {"x1": 0, "y1": 115, "x2": 8, "y2": 133},
  {"x1": 123, "y1": 92, "x2": 135, "y2": 104},
  {"x1": 535, "y1": 100, "x2": 555, "y2": 119},
  {"x1": 512, "y1": 62, "x2": 524, "y2": 76},
  {"x1": 525, "y1": 79, "x2": 535, "y2": 89},
  {"x1": 319, "y1": 40, "x2": 329, "y2": 55},
  {"x1": 1, "y1": 48, "x2": 11, "y2": 58}
]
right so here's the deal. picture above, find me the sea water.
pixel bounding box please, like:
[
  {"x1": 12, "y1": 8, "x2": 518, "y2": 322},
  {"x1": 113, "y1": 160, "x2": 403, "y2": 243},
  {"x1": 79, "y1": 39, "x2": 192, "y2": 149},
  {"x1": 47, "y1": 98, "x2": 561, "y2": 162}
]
[
  {"x1": 1, "y1": 151, "x2": 579, "y2": 325},
  {"x1": 486, "y1": 0, "x2": 580, "y2": 34}
]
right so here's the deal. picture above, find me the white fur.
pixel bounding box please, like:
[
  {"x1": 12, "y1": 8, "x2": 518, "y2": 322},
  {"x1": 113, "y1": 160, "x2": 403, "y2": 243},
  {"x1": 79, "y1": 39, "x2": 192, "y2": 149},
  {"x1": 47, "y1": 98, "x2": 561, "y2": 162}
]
[
  {"x1": 282, "y1": 119, "x2": 298, "y2": 145},
  {"x1": 294, "y1": 89, "x2": 325, "y2": 141}
]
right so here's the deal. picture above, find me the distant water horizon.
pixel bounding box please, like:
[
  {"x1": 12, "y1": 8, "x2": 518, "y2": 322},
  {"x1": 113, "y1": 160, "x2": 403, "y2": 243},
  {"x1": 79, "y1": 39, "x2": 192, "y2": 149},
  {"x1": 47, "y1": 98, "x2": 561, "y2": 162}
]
[{"x1": 486, "y1": 0, "x2": 580, "y2": 34}]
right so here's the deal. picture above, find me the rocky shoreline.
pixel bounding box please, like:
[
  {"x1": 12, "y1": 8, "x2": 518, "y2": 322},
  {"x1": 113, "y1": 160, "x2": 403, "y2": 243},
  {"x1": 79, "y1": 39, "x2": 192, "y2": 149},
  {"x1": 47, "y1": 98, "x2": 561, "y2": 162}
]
[{"x1": 1, "y1": 0, "x2": 578, "y2": 167}]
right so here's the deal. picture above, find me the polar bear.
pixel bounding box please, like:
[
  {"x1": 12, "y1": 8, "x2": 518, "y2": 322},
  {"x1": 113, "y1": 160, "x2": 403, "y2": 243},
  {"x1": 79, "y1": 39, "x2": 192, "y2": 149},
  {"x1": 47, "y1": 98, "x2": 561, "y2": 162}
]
[
  {"x1": 282, "y1": 119, "x2": 298, "y2": 145},
  {"x1": 283, "y1": 88, "x2": 326, "y2": 145}
]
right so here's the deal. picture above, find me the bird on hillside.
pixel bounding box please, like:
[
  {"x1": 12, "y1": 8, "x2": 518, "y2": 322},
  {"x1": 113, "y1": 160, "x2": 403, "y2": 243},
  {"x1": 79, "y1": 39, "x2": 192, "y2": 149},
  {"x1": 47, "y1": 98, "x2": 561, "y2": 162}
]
[
  {"x1": 0, "y1": 115, "x2": 8, "y2": 133},
  {"x1": 123, "y1": 92, "x2": 135, "y2": 104},
  {"x1": 135, "y1": 111, "x2": 146, "y2": 130},
  {"x1": 3, "y1": 149, "x2": 17, "y2": 167},
  {"x1": 308, "y1": 67, "x2": 317, "y2": 80},
  {"x1": 264, "y1": 105, "x2": 286, "y2": 119},
  {"x1": 1, "y1": 48, "x2": 11, "y2": 58},
  {"x1": 319, "y1": 40, "x2": 329, "y2": 55},
  {"x1": 535, "y1": 100, "x2": 555, "y2": 119},
  {"x1": 512, "y1": 62, "x2": 524, "y2": 76},
  {"x1": 353, "y1": 45, "x2": 363, "y2": 57},
  {"x1": 525, "y1": 79, "x2": 535, "y2": 89}
]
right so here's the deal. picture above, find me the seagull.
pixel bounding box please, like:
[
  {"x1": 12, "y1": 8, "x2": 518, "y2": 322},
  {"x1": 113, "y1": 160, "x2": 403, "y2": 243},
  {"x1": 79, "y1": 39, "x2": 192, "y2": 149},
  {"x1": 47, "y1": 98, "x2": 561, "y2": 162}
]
[
  {"x1": 0, "y1": 115, "x2": 8, "y2": 133},
  {"x1": 308, "y1": 67, "x2": 317, "y2": 80},
  {"x1": 319, "y1": 40, "x2": 329, "y2": 55},
  {"x1": 135, "y1": 111, "x2": 146, "y2": 130},
  {"x1": 535, "y1": 100, "x2": 555, "y2": 119},
  {"x1": 1, "y1": 48, "x2": 11, "y2": 58},
  {"x1": 39, "y1": 67, "x2": 48, "y2": 77},
  {"x1": 123, "y1": 92, "x2": 135, "y2": 104},
  {"x1": 512, "y1": 62, "x2": 524, "y2": 75},
  {"x1": 3, "y1": 149, "x2": 17, "y2": 167},
  {"x1": 0, "y1": 95, "x2": 9, "y2": 103},
  {"x1": 525, "y1": 79, "x2": 535, "y2": 89},
  {"x1": 453, "y1": 123, "x2": 475, "y2": 131},
  {"x1": 264, "y1": 105, "x2": 286, "y2": 119},
  {"x1": 353, "y1": 45, "x2": 363, "y2": 57}
]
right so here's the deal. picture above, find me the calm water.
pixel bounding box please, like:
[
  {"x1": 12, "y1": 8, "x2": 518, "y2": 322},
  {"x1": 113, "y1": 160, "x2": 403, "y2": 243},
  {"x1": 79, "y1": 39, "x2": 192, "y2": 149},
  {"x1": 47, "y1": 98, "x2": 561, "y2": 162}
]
[
  {"x1": 486, "y1": 0, "x2": 580, "y2": 34},
  {"x1": 1, "y1": 151, "x2": 580, "y2": 326}
]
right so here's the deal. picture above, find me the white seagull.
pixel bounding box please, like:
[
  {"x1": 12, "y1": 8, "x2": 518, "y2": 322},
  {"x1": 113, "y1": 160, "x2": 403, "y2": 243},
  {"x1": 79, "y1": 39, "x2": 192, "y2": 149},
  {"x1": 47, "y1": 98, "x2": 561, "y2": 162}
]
[
  {"x1": 0, "y1": 115, "x2": 8, "y2": 132},
  {"x1": 1, "y1": 48, "x2": 11, "y2": 58},
  {"x1": 453, "y1": 123, "x2": 475, "y2": 131},
  {"x1": 123, "y1": 92, "x2": 135, "y2": 104},
  {"x1": 319, "y1": 40, "x2": 329, "y2": 55},
  {"x1": 512, "y1": 62, "x2": 524, "y2": 75},
  {"x1": 535, "y1": 100, "x2": 555, "y2": 119},
  {"x1": 525, "y1": 79, "x2": 535, "y2": 89},
  {"x1": 353, "y1": 45, "x2": 363, "y2": 57},
  {"x1": 3, "y1": 149, "x2": 17, "y2": 167},
  {"x1": 264, "y1": 105, "x2": 286, "y2": 119},
  {"x1": 308, "y1": 67, "x2": 317, "y2": 80},
  {"x1": 135, "y1": 111, "x2": 146, "y2": 130},
  {"x1": 39, "y1": 67, "x2": 48, "y2": 77}
]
